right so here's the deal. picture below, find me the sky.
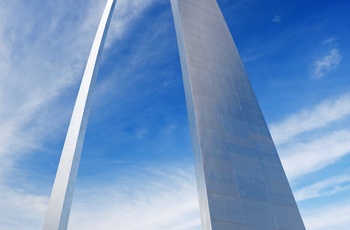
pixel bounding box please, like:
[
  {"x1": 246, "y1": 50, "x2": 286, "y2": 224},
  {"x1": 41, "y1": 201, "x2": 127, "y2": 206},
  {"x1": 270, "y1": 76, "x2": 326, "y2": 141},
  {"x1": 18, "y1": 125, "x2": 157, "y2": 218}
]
[{"x1": 0, "y1": 0, "x2": 350, "y2": 229}]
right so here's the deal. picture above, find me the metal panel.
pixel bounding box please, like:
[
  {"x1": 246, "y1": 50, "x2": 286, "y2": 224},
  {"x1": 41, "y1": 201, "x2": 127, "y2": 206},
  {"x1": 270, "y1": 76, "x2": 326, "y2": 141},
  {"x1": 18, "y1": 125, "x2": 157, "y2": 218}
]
[
  {"x1": 170, "y1": 0, "x2": 305, "y2": 229},
  {"x1": 42, "y1": 1, "x2": 117, "y2": 229}
]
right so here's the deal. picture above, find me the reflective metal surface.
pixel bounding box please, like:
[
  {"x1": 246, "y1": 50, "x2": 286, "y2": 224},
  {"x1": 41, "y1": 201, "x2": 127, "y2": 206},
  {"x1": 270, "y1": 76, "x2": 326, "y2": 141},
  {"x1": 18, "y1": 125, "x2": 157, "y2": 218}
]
[
  {"x1": 170, "y1": 0, "x2": 305, "y2": 229},
  {"x1": 42, "y1": 1, "x2": 117, "y2": 229}
]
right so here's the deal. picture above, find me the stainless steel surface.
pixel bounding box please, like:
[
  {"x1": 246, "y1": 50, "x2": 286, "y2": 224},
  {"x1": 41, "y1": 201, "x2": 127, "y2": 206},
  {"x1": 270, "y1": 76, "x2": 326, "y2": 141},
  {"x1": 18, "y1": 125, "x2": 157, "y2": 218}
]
[
  {"x1": 42, "y1": 1, "x2": 116, "y2": 229},
  {"x1": 170, "y1": 0, "x2": 305, "y2": 229}
]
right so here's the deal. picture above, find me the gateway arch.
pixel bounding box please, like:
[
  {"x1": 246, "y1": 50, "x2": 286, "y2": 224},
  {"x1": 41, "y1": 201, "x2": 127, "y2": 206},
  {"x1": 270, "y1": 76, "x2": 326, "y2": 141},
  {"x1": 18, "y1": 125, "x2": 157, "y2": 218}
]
[{"x1": 42, "y1": 0, "x2": 305, "y2": 229}]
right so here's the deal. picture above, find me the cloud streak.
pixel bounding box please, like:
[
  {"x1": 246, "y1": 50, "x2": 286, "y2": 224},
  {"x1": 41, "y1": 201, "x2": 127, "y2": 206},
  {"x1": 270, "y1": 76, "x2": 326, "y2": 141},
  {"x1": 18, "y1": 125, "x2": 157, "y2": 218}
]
[
  {"x1": 0, "y1": 0, "x2": 106, "y2": 178},
  {"x1": 270, "y1": 94, "x2": 350, "y2": 145},
  {"x1": 105, "y1": 0, "x2": 156, "y2": 48},
  {"x1": 0, "y1": 186, "x2": 47, "y2": 230},
  {"x1": 295, "y1": 175, "x2": 350, "y2": 201},
  {"x1": 270, "y1": 94, "x2": 350, "y2": 179},
  {"x1": 68, "y1": 166, "x2": 200, "y2": 230},
  {"x1": 313, "y1": 42, "x2": 342, "y2": 78},
  {"x1": 303, "y1": 200, "x2": 350, "y2": 230},
  {"x1": 280, "y1": 130, "x2": 350, "y2": 179}
]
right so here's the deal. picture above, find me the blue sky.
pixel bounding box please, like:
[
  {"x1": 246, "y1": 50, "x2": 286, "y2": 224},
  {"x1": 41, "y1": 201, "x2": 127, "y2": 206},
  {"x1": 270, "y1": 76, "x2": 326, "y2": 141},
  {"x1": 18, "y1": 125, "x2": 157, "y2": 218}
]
[{"x1": 0, "y1": 0, "x2": 350, "y2": 229}]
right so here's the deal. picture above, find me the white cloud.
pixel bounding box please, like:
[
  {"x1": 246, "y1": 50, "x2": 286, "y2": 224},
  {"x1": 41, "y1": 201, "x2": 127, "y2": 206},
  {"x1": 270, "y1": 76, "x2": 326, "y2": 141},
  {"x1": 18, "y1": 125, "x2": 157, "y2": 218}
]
[
  {"x1": 0, "y1": 186, "x2": 47, "y2": 230},
  {"x1": 270, "y1": 94, "x2": 350, "y2": 179},
  {"x1": 314, "y1": 47, "x2": 342, "y2": 78},
  {"x1": 323, "y1": 37, "x2": 335, "y2": 45},
  {"x1": 0, "y1": 0, "x2": 106, "y2": 179},
  {"x1": 105, "y1": 0, "x2": 156, "y2": 48},
  {"x1": 270, "y1": 94, "x2": 350, "y2": 145},
  {"x1": 280, "y1": 130, "x2": 350, "y2": 179},
  {"x1": 68, "y1": 167, "x2": 200, "y2": 230},
  {"x1": 295, "y1": 175, "x2": 350, "y2": 201},
  {"x1": 303, "y1": 201, "x2": 350, "y2": 230},
  {"x1": 273, "y1": 15, "x2": 281, "y2": 23}
]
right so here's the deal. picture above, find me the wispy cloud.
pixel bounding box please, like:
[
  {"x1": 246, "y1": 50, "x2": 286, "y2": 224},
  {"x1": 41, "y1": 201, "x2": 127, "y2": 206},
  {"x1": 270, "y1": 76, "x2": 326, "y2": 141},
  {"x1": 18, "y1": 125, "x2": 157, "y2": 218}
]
[
  {"x1": 0, "y1": 0, "x2": 107, "y2": 178},
  {"x1": 105, "y1": 0, "x2": 156, "y2": 48},
  {"x1": 68, "y1": 166, "x2": 200, "y2": 230},
  {"x1": 273, "y1": 15, "x2": 281, "y2": 23},
  {"x1": 270, "y1": 94, "x2": 350, "y2": 179},
  {"x1": 0, "y1": 186, "x2": 47, "y2": 230},
  {"x1": 313, "y1": 39, "x2": 342, "y2": 78},
  {"x1": 295, "y1": 175, "x2": 350, "y2": 201},
  {"x1": 280, "y1": 130, "x2": 350, "y2": 179},
  {"x1": 270, "y1": 94, "x2": 350, "y2": 145},
  {"x1": 1, "y1": 165, "x2": 200, "y2": 230},
  {"x1": 303, "y1": 200, "x2": 350, "y2": 230}
]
